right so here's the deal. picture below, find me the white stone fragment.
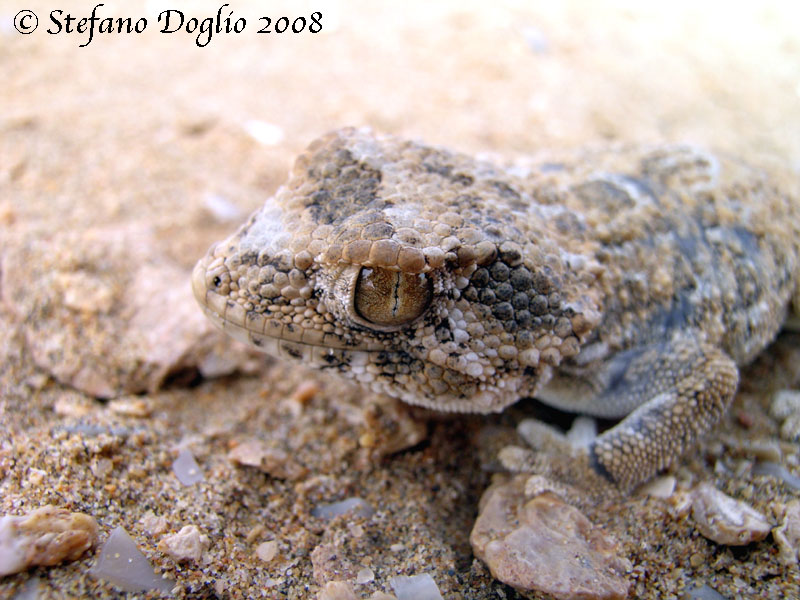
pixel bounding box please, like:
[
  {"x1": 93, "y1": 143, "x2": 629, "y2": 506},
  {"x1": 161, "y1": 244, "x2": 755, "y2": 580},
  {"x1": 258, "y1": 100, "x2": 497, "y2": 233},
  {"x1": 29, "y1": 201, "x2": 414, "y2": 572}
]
[
  {"x1": 770, "y1": 389, "x2": 800, "y2": 420},
  {"x1": 355, "y1": 566, "x2": 375, "y2": 584},
  {"x1": 311, "y1": 498, "x2": 374, "y2": 520},
  {"x1": 690, "y1": 482, "x2": 771, "y2": 545},
  {"x1": 638, "y1": 475, "x2": 676, "y2": 499},
  {"x1": 204, "y1": 193, "x2": 244, "y2": 222},
  {"x1": 90, "y1": 526, "x2": 173, "y2": 593},
  {"x1": 255, "y1": 540, "x2": 278, "y2": 563},
  {"x1": 771, "y1": 390, "x2": 800, "y2": 441},
  {"x1": 158, "y1": 525, "x2": 210, "y2": 563},
  {"x1": 12, "y1": 576, "x2": 41, "y2": 600},
  {"x1": 389, "y1": 574, "x2": 444, "y2": 600},
  {"x1": 243, "y1": 120, "x2": 285, "y2": 146},
  {"x1": 172, "y1": 448, "x2": 205, "y2": 486}
]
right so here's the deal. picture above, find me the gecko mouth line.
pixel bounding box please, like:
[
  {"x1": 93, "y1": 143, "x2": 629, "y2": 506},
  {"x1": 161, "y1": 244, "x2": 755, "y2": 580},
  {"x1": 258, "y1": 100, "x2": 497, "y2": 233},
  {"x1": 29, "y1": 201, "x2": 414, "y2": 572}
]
[{"x1": 192, "y1": 258, "x2": 382, "y2": 354}]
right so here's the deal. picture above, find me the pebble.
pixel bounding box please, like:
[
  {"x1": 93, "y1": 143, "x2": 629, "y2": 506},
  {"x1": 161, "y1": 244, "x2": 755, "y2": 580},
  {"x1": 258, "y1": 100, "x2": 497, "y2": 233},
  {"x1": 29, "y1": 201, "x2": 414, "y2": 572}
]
[
  {"x1": 470, "y1": 475, "x2": 631, "y2": 600},
  {"x1": 0, "y1": 506, "x2": 99, "y2": 577},
  {"x1": 256, "y1": 540, "x2": 278, "y2": 563},
  {"x1": 770, "y1": 389, "x2": 800, "y2": 420},
  {"x1": 355, "y1": 566, "x2": 375, "y2": 584},
  {"x1": 741, "y1": 439, "x2": 783, "y2": 462},
  {"x1": 637, "y1": 475, "x2": 676, "y2": 499},
  {"x1": 158, "y1": 525, "x2": 210, "y2": 563},
  {"x1": 685, "y1": 584, "x2": 729, "y2": 599},
  {"x1": 359, "y1": 396, "x2": 428, "y2": 456},
  {"x1": 751, "y1": 461, "x2": 800, "y2": 492},
  {"x1": 770, "y1": 390, "x2": 800, "y2": 441},
  {"x1": 772, "y1": 499, "x2": 800, "y2": 565},
  {"x1": 11, "y1": 577, "x2": 41, "y2": 600},
  {"x1": 90, "y1": 526, "x2": 173, "y2": 592},
  {"x1": 389, "y1": 574, "x2": 444, "y2": 600},
  {"x1": 172, "y1": 447, "x2": 205, "y2": 486},
  {"x1": 108, "y1": 397, "x2": 152, "y2": 417},
  {"x1": 689, "y1": 482, "x2": 771, "y2": 545},
  {"x1": 317, "y1": 581, "x2": 357, "y2": 600},
  {"x1": 312, "y1": 497, "x2": 374, "y2": 520},
  {"x1": 141, "y1": 511, "x2": 168, "y2": 536}
]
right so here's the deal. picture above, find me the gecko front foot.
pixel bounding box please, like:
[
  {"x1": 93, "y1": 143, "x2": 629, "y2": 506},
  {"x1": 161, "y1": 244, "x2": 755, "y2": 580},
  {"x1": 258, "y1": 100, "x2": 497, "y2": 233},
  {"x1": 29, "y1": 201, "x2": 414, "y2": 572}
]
[{"x1": 497, "y1": 419, "x2": 621, "y2": 507}]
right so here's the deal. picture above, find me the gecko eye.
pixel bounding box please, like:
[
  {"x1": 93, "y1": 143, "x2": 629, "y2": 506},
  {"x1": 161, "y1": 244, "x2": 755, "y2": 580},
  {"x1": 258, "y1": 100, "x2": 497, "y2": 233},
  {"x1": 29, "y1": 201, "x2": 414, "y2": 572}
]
[{"x1": 354, "y1": 267, "x2": 432, "y2": 327}]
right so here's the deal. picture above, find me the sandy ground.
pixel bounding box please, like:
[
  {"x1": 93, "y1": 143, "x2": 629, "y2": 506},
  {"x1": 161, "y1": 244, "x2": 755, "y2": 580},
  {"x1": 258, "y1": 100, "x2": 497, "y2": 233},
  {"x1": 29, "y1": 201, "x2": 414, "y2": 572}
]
[{"x1": 1, "y1": 1, "x2": 800, "y2": 598}]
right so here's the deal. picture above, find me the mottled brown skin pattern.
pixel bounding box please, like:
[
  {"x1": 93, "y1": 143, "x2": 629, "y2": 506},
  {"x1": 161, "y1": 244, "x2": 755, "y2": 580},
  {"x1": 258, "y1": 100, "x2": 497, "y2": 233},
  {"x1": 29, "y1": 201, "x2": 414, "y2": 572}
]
[{"x1": 193, "y1": 128, "x2": 800, "y2": 493}]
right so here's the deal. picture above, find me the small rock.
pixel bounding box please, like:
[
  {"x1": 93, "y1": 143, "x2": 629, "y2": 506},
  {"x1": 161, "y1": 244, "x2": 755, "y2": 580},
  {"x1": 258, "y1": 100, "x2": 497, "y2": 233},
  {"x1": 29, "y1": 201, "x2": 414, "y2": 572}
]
[
  {"x1": 690, "y1": 482, "x2": 771, "y2": 545},
  {"x1": 227, "y1": 439, "x2": 307, "y2": 480},
  {"x1": 771, "y1": 390, "x2": 800, "y2": 441},
  {"x1": 90, "y1": 458, "x2": 113, "y2": 480},
  {"x1": 291, "y1": 380, "x2": 321, "y2": 405},
  {"x1": 256, "y1": 540, "x2": 278, "y2": 563},
  {"x1": 0, "y1": 506, "x2": 99, "y2": 576},
  {"x1": 158, "y1": 525, "x2": 210, "y2": 563},
  {"x1": 26, "y1": 468, "x2": 47, "y2": 486},
  {"x1": 11, "y1": 576, "x2": 41, "y2": 600},
  {"x1": 770, "y1": 390, "x2": 800, "y2": 420},
  {"x1": 53, "y1": 393, "x2": 93, "y2": 418},
  {"x1": 172, "y1": 448, "x2": 205, "y2": 486},
  {"x1": 772, "y1": 499, "x2": 800, "y2": 565},
  {"x1": 360, "y1": 396, "x2": 427, "y2": 456},
  {"x1": 686, "y1": 584, "x2": 728, "y2": 599},
  {"x1": 312, "y1": 498, "x2": 374, "y2": 520},
  {"x1": 389, "y1": 574, "x2": 444, "y2": 600},
  {"x1": 752, "y1": 461, "x2": 800, "y2": 492},
  {"x1": 471, "y1": 475, "x2": 631, "y2": 600},
  {"x1": 355, "y1": 566, "x2": 375, "y2": 584},
  {"x1": 780, "y1": 413, "x2": 800, "y2": 442},
  {"x1": 668, "y1": 488, "x2": 694, "y2": 517},
  {"x1": 740, "y1": 440, "x2": 782, "y2": 463},
  {"x1": 318, "y1": 580, "x2": 358, "y2": 600},
  {"x1": 108, "y1": 397, "x2": 152, "y2": 418},
  {"x1": 141, "y1": 511, "x2": 168, "y2": 536},
  {"x1": 243, "y1": 120, "x2": 285, "y2": 146},
  {"x1": 638, "y1": 475, "x2": 676, "y2": 499},
  {"x1": 90, "y1": 526, "x2": 173, "y2": 592}
]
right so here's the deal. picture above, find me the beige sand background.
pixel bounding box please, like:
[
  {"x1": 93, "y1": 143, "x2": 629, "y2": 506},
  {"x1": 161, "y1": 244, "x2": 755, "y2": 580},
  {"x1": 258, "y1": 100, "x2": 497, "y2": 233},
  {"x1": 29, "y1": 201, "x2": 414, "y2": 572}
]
[{"x1": 2, "y1": 0, "x2": 800, "y2": 598}]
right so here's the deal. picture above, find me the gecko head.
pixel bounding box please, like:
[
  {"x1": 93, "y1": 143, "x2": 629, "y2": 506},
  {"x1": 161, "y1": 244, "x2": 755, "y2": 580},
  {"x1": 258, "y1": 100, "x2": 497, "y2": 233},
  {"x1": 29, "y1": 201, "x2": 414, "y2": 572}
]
[{"x1": 193, "y1": 128, "x2": 600, "y2": 412}]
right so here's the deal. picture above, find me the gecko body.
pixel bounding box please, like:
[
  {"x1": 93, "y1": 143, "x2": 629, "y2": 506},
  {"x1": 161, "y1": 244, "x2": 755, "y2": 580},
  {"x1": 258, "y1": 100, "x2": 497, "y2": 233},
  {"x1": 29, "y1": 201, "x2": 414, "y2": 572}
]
[{"x1": 193, "y1": 128, "x2": 799, "y2": 491}]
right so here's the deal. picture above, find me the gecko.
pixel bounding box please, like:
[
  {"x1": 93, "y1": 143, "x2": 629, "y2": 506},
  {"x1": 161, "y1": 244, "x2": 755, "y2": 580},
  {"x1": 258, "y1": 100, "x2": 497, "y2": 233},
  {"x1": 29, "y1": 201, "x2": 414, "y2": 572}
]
[{"x1": 192, "y1": 128, "x2": 799, "y2": 493}]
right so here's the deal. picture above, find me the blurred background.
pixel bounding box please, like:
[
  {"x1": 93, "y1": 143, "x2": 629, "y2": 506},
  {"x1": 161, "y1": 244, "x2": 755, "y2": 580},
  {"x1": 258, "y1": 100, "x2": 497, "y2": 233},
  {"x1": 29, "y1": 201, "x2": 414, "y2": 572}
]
[{"x1": 2, "y1": 0, "x2": 799, "y2": 244}]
